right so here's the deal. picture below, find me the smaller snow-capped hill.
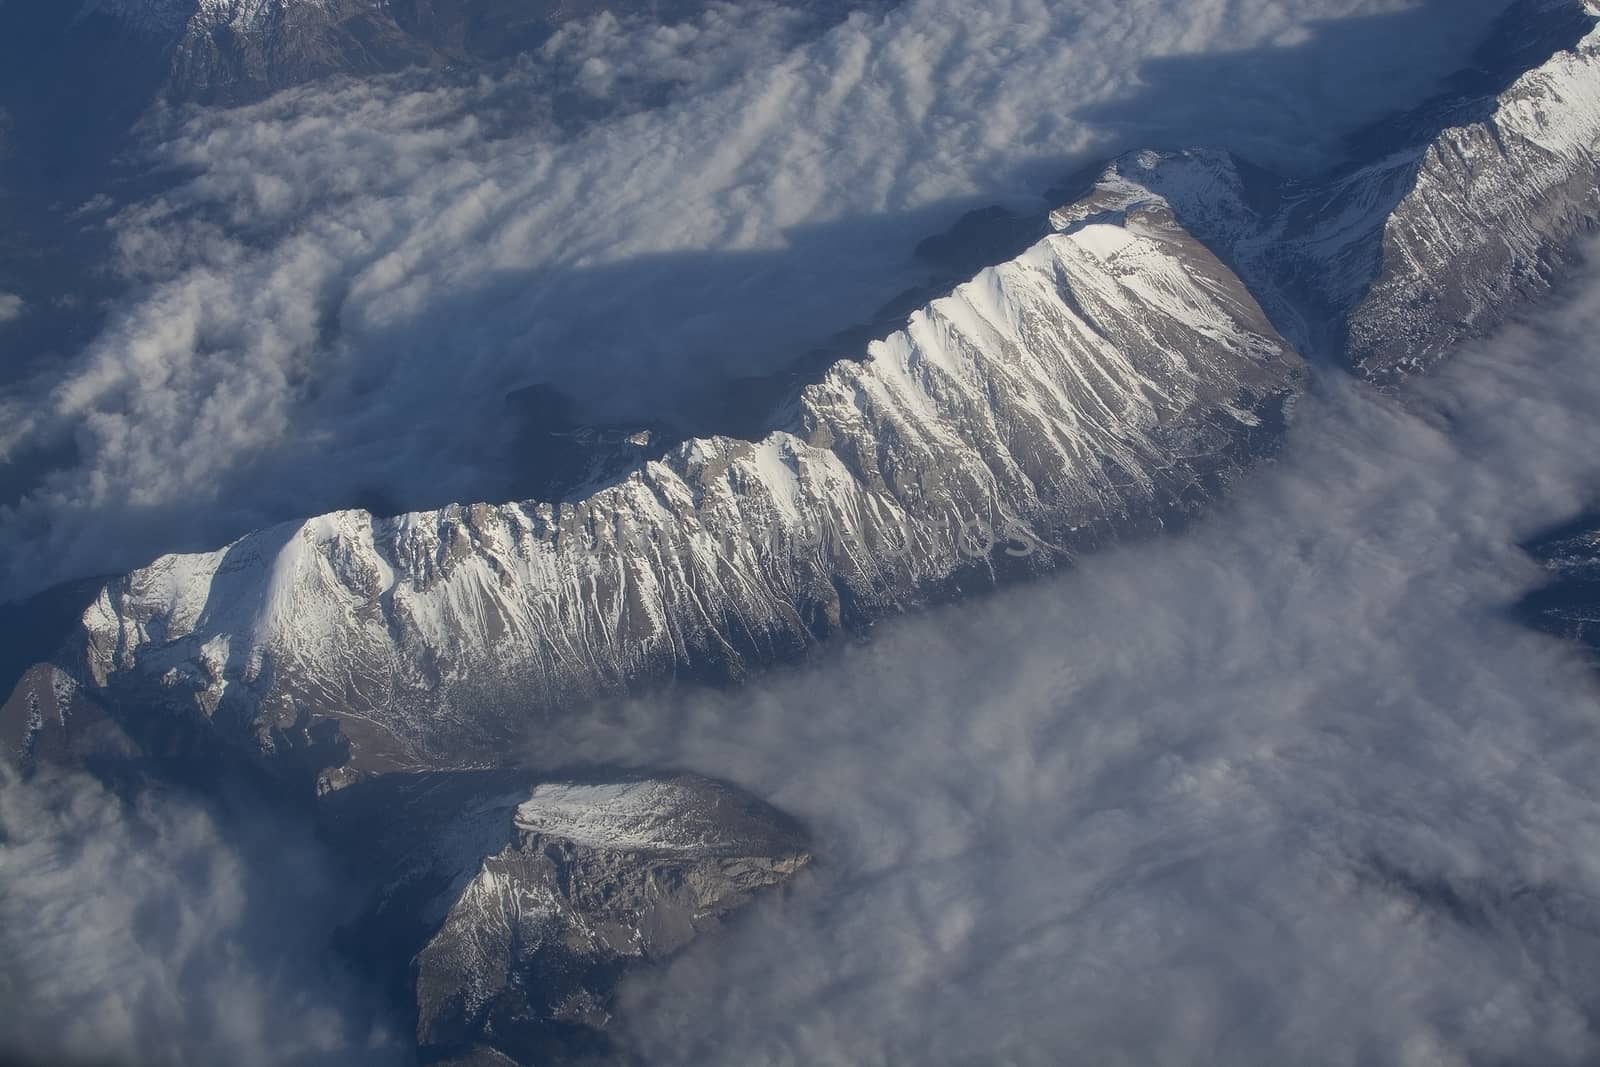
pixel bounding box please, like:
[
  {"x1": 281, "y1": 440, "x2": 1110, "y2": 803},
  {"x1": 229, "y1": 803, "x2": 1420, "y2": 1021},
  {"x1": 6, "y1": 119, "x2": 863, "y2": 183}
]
[
  {"x1": 79, "y1": 178, "x2": 1302, "y2": 785},
  {"x1": 312, "y1": 769, "x2": 807, "y2": 1063},
  {"x1": 405, "y1": 773, "x2": 808, "y2": 1060}
]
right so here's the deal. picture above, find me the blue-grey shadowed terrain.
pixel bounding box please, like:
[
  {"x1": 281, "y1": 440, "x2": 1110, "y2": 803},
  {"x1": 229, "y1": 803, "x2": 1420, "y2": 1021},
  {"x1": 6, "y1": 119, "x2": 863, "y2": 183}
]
[
  {"x1": 1516, "y1": 511, "x2": 1600, "y2": 669},
  {"x1": 1081, "y1": 0, "x2": 1581, "y2": 168}
]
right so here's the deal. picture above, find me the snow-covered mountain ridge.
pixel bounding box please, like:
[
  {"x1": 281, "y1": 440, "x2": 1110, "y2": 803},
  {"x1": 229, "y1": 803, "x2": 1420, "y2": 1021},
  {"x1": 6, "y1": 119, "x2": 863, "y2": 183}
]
[
  {"x1": 64, "y1": 2, "x2": 1600, "y2": 791},
  {"x1": 81, "y1": 186, "x2": 1299, "y2": 782}
]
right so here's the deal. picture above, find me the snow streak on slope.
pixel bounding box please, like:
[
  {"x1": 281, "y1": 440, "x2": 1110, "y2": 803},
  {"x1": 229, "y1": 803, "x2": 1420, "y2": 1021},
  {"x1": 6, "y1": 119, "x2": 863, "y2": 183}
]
[{"x1": 79, "y1": 190, "x2": 1299, "y2": 780}]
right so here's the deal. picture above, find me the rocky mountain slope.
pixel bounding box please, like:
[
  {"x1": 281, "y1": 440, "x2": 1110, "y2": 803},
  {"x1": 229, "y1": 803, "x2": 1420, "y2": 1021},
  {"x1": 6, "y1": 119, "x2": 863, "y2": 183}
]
[{"x1": 1327, "y1": 3, "x2": 1600, "y2": 378}]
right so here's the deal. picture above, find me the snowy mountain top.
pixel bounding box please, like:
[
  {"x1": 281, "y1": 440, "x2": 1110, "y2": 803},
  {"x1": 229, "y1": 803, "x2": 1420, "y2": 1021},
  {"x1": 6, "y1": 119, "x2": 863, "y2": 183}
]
[{"x1": 514, "y1": 776, "x2": 806, "y2": 855}]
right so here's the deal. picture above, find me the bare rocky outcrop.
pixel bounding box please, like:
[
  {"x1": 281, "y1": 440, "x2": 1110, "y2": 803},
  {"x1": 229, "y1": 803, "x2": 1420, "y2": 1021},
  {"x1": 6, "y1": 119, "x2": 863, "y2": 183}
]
[{"x1": 322, "y1": 771, "x2": 810, "y2": 1065}]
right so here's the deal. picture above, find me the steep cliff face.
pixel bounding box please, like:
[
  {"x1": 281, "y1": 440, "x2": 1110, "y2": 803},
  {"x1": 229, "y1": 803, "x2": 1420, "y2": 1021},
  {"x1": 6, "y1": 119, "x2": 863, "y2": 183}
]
[{"x1": 78, "y1": 177, "x2": 1300, "y2": 780}]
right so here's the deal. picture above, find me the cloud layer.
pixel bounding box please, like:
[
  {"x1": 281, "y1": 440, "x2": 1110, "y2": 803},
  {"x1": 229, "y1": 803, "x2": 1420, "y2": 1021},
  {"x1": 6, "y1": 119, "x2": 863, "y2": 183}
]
[
  {"x1": 515, "y1": 253, "x2": 1600, "y2": 1065},
  {"x1": 8, "y1": 251, "x2": 1600, "y2": 1065},
  {"x1": 0, "y1": 0, "x2": 1514, "y2": 600},
  {"x1": 0, "y1": 766, "x2": 406, "y2": 1067}
]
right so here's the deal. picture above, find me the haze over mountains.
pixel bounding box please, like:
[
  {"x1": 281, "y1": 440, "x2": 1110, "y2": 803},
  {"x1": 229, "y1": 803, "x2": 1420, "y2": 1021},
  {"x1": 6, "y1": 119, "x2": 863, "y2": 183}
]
[{"x1": 5, "y1": 1, "x2": 1600, "y2": 1065}]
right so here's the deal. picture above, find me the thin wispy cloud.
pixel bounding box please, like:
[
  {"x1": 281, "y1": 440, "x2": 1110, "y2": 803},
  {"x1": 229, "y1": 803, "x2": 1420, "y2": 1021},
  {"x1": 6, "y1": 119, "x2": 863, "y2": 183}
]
[{"x1": 0, "y1": 765, "x2": 407, "y2": 1067}]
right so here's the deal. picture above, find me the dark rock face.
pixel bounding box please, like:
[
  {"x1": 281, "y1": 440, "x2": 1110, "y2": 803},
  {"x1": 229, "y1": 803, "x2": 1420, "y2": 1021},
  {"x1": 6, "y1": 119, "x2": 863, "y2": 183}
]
[
  {"x1": 0, "y1": 663, "x2": 138, "y2": 776},
  {"x1": 321, "y1": 771, "x2": 809, "y2": 1065}
]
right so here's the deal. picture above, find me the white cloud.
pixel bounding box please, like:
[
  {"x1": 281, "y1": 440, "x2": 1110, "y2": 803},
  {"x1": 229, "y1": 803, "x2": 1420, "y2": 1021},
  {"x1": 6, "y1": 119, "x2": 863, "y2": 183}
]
[
  {"x1": 0, "y1": 0, "x2": 1515, "y2": 600},
  {"x1": 514, "y1": 254, "x2": 1600, "y2": 1064},
  {"x1": 0, "y1": 291, "x2": 20, "y2": 323},
  {"x1": 0, "y1": 765, "x2": 407, "y2": 1067}
]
